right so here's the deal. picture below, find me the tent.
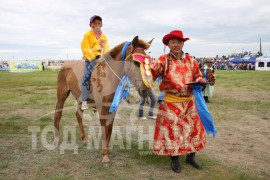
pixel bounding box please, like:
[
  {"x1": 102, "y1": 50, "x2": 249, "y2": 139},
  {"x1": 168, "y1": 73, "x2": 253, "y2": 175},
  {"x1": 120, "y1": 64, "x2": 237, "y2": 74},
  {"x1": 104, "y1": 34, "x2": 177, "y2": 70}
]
[
  {"x1": 229, "y1": 57, "x2": 256, "y2": 64},
  {"x1": 228, "y1": 57, "x2": 243, "y2": 63},
  {"x1": 255, "y1": 57, "x2": 270, "y2": 71},
  {"x1": 244, "y1": 57, "x2": 256, "y2": 64}
]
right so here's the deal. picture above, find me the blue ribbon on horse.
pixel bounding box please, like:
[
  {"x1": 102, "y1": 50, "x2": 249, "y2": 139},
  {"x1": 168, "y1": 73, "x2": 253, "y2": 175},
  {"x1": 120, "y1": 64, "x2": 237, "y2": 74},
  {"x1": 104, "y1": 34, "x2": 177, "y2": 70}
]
[
  {"x1": 192, "y1": 83, "x2": 217, "y2": 137},
  {"x1": 156, "y1": 76, "x2": 162, "y2": 83},
  {"x1": 109, "y1": 41, "x2": 132, "y2": 113},
  {"x1": 121, "y1": 41, "x2": 131, "y2": 61},
  {"x1": 109, "y1": 76, "x2": 131, "y2": 113}
]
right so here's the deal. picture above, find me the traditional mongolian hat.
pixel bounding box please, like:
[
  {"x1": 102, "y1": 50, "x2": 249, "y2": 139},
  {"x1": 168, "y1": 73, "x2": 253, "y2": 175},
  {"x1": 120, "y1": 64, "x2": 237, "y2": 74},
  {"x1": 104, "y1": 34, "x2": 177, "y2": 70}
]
[{"x1": 162, "y1": 30, "x2": 190, "y2": 45}]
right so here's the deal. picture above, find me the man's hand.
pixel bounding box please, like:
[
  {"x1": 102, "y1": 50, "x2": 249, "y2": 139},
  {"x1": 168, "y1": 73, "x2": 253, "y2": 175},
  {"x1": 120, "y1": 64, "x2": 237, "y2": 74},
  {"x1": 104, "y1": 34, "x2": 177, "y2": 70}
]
[{"x1": 195, "y1": 77, "x2": 205, "y2": 83}]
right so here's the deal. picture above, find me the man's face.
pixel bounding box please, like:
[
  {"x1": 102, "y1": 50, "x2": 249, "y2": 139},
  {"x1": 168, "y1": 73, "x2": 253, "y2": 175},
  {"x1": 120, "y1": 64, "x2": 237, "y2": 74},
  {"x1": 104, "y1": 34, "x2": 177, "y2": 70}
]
[{"x1": 168, "y1": 39, "x2": 184, "y2": 54}]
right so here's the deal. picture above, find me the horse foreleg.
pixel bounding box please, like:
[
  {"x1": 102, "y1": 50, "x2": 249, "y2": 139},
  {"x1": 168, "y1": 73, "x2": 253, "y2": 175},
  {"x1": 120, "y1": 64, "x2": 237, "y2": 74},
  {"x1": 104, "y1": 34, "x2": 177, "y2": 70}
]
[
  {"x1": 54, "y1": 102, "x2": 62, "y2": 145},
  {"x1": 100, "y1": 114, "x2": 115, "y2": 167},
  {"x1": 76, "y1": 106, "x2": 88, "y2": 145}
]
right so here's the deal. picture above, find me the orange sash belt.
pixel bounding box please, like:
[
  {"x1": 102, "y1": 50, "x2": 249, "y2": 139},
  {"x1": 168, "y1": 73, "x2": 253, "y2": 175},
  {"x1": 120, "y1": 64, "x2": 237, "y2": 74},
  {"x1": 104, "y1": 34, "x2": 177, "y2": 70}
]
[{"x1": 164, "y1": 93, "x2": 193, "y2": 102}]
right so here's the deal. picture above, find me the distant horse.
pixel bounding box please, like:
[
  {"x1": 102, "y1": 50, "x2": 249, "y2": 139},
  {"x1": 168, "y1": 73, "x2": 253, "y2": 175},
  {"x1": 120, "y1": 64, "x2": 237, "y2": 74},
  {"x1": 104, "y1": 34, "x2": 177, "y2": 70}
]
[
  {"x1": 54, "y1": 36, "x2": 153, "y2": 166},
  {"x1": 200, "y1": 68, "x2": 216, "y2": 103},
  {"x1": 200, "y1": 68, "x2": 216, "y2": 86}
]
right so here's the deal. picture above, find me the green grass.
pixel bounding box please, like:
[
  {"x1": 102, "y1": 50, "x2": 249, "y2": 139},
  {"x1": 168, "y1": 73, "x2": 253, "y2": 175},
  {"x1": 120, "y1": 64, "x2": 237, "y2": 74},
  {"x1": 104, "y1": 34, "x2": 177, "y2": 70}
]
[
  {"x1": 0, "y1": 69, "x2": 269, "y2": 179},
  {"x1": 0, "y1": 69, "x2": 58, "y2": 88},
  {"x1": 216, "y1": 70, "x2": 270, "y2": 90}
]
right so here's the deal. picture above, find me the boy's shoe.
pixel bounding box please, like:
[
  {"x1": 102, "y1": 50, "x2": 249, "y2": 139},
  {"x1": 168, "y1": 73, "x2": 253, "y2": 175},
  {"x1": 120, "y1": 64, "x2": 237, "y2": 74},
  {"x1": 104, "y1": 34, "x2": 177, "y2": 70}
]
[
  {"x1": 147, "y1": 115, "x2": 157, "y2": 119},
  {"x1": 81, "y1": 101, "x2": 88, "y2": 110},
  {"x1": 138, "y1": 117, "x2": 147, "y2": 120}
]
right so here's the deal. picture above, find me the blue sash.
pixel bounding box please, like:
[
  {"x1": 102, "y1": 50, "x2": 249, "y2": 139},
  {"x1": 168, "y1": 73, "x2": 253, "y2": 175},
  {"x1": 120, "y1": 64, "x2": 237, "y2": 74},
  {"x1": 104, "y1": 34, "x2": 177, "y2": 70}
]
[{"x1": 193, "y1": 84, "x2": 217, "y2": 137}]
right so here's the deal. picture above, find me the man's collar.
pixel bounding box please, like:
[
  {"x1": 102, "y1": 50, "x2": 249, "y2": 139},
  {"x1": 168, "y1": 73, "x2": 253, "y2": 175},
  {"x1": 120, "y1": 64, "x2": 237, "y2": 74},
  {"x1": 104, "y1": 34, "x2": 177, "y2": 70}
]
[{"x1": 169, "y1": 51, "x2": 184, "y2": 60}]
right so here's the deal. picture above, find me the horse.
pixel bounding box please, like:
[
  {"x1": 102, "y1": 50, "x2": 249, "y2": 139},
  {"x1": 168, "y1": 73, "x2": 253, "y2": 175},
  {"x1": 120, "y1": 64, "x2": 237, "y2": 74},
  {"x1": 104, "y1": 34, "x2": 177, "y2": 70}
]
[
  {"x1": 200, "y1": 67, "x2": 216, "y2": 103},
  {"x1": 200, "y1": 68, "x2": 216, "y2": 86},
  {"x1": 54, "y1": 36, "x2": 154, "y2": 166}
]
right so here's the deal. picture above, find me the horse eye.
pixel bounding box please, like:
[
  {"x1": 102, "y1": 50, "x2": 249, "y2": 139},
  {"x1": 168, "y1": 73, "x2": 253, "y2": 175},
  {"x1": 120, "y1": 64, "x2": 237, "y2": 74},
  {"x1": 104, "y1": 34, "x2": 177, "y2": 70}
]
[{"x1": 133, "y1": 61, "x2": 141, "y2": 67}]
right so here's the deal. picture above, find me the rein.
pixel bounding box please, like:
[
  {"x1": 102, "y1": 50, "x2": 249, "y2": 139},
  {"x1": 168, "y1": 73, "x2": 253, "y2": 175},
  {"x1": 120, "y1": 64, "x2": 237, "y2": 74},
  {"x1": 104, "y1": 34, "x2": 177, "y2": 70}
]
[
  {"x1": 96, "y1": 41, "x2": 147, "y2": 89},
  {"x1": 96, "y1": 41, "x2": 134, "y2": 88}
]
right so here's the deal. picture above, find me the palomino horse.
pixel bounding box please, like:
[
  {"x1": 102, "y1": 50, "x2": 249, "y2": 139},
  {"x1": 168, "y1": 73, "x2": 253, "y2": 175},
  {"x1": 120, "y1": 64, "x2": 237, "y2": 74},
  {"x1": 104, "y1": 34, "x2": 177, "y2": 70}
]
[{"x1": 54, "y1": 36, "x2": 153, "y2": 166}]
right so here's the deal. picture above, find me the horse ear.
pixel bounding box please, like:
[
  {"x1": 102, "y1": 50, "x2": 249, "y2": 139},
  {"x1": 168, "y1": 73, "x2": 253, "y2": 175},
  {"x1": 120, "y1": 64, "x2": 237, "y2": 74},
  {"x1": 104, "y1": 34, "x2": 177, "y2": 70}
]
[
  {"x1": 132, "y1": 36, "x2": 139, "y2": 47},
  {"x1": 148, "y1": 38, "x2": 154, "y2": 45},
  {"x1": 144, "y1": 38, "x2": 154, "y2": 50}
]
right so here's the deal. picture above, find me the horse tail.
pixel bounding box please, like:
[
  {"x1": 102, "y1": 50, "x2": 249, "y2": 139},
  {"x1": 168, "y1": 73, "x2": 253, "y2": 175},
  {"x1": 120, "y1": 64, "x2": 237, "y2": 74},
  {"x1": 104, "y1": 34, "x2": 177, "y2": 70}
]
[
  {"x1": 56, "y1": 68, "x2": 71, "y2": 103},
  {"x1": 54, "y1": 68, "x2": 71, "y2": 142}
]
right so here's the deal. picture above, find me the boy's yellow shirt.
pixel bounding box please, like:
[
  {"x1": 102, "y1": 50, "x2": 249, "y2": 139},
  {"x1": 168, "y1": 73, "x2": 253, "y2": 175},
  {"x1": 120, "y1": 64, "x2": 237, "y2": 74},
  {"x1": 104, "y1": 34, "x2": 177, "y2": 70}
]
[{"x1": 81, "y1": 30, "x2": 110, "y2": 60}]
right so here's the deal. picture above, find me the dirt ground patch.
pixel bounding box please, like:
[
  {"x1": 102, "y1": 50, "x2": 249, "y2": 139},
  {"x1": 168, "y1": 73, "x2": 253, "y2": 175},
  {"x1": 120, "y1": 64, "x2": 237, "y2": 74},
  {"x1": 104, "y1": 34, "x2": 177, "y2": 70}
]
[
  {"x1": 203, "y1": 86, "x2": 270, "y2": 178},
  {"x1": 111, "y1": 86, "x2": 270, "y2": 178}
]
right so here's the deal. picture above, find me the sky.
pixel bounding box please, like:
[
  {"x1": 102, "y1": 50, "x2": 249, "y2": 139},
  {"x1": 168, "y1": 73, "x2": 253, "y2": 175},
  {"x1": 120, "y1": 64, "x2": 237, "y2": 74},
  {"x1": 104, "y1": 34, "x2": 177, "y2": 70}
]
[{"x1": 0, "y1": 0, "x2": 270, "y2": 60}]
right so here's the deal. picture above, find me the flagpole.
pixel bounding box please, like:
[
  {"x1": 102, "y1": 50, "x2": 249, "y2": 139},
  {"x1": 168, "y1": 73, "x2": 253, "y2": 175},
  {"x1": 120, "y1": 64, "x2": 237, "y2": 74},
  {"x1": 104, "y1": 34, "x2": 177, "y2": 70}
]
[{"x1": 260, "y1": 38, "x2": 262, "y2": 56}]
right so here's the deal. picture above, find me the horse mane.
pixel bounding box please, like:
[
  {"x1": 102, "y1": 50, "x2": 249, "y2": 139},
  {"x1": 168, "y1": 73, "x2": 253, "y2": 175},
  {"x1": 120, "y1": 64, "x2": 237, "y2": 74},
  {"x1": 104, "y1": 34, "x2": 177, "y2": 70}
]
[
  {"x1": 108, "y1": 38, "x2": 151, "y2": 60},
  {"x1": 108, "y1": 42, "x2": 125, "y2": 60}
]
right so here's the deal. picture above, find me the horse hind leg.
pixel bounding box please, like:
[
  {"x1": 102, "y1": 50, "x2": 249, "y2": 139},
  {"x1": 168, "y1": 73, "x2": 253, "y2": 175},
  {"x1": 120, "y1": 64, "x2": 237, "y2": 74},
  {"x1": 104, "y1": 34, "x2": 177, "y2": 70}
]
[
  {"x1": 54, "y1": 90, "x2": 70, "y2": 145},
  {"x1": 54, "y1": 72, "x2": 71, "y2": 145}
]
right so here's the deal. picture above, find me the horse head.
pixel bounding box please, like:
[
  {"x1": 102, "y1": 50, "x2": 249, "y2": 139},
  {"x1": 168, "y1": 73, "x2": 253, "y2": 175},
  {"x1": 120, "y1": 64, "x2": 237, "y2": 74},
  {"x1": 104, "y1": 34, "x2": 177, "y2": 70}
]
[
  {"x1": 123, "y1": 36, "x2": 154, "y2": 97},
  {"x1": 201, "y1": 68, "x2": 216, "y2": 86}
]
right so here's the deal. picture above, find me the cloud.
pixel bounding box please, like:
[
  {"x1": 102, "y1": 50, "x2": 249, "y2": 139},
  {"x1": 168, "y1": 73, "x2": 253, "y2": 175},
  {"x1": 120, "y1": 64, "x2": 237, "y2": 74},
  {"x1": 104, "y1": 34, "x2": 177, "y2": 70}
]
[
  {"x1": 0, "y1": 0, "x2": 270, "y2": 59},
  {"x1": 0, "y1": 49, "x2": 19, "y2": 53}
]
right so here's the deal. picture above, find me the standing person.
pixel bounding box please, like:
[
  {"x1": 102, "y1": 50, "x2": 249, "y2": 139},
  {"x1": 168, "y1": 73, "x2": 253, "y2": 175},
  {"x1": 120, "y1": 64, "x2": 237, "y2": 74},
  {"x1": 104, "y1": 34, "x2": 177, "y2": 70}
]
[
  {"x1": 138, "y1": 89, "x2": 156, "y2": 120},
  {"x1": 203, "y1": 59, "x2": 215, "y2": 103},
  {"x1": 150, "y1": 30, "x2": 206, "y2": 173},
  {"x1": 81, "y1": 15, "x2": 110, "y2": 110}
]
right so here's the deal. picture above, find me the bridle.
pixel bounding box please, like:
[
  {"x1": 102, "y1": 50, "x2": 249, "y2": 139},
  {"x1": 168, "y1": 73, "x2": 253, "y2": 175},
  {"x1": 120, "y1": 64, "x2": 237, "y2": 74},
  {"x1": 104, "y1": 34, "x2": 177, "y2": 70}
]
[{"x1": 97, "y1": 41, "x2": 149, "y2": 88}]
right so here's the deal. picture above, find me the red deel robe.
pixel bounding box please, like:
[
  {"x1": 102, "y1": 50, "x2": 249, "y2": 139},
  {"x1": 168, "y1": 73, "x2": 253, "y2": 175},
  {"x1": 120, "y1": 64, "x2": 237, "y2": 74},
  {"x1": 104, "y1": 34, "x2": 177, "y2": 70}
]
[{"x1": 151, "y1": 54, "x2": 206, "y2": 156}]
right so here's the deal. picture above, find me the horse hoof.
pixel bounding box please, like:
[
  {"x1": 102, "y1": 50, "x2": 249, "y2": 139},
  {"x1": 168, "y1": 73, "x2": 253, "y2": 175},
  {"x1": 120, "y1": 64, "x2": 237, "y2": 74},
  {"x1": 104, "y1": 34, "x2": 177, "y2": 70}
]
[
  {"x1": 102, "y1": 162, "x2": 112, "y2": 168},
  {"x1": 83, "y1": 139, "x2": 88, "y2": 145},
  {"x1": 108, "y1": 153, "x2": 114, "y2": 158}
]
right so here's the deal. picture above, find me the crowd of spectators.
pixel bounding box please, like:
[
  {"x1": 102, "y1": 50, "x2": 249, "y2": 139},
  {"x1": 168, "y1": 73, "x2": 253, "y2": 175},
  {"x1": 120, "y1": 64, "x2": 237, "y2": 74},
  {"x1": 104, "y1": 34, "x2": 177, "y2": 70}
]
[
  {"x1": 0, "y1": 61, "x2": 9, "y2": 69},
  {"x1": 47, "y1": 60, "x2": 65, "y2": 67},
  {"x1": 229, "y1": 51, "x2": 262, "y2": 58},
  {"x1": 195, "y1": 50, "x2": 261, "y2": 71}
]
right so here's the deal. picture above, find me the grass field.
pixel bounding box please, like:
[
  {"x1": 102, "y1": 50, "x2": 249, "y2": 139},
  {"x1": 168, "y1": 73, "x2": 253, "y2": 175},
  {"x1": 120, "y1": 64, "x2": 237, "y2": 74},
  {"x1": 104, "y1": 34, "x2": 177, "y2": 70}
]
[{"x1": 0, "y1": 69, "x2": 269, "y2": 179}]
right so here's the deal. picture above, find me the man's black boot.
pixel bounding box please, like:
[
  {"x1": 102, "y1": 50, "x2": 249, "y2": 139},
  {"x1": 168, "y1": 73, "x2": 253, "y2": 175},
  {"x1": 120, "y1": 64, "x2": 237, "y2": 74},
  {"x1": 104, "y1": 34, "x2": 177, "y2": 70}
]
[
  {"x1": 186, "y1": 152, "x2": 202, "y2": 169},
  {"x1": 171, "y1": 156, "x2": 181, "y2": 173},
  {"x1": 204, "y1": 96, "x2": 209, "y2": 103}
]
